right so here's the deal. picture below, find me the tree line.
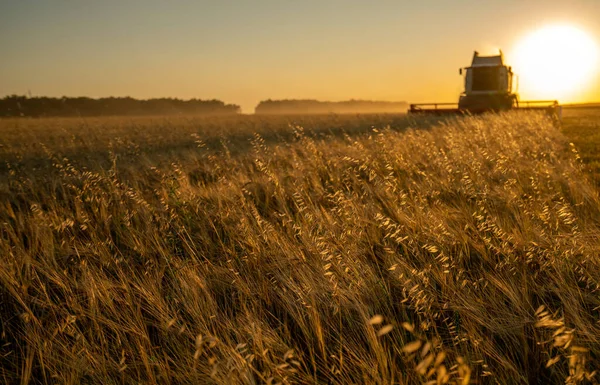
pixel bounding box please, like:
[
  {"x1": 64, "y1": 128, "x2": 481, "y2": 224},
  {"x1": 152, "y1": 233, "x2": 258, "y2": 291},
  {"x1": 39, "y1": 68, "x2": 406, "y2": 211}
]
[
  {"x1": 0, "y1": 95, "x2": 241, "y2": 117},
  {"x1": 254, "y1": 99, "x2": 408, "y2": 114}
]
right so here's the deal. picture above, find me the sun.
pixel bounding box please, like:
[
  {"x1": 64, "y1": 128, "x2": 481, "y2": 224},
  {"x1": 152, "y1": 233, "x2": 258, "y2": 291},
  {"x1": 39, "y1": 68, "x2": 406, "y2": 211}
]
[{"x1": 511, "y1": 25, "x2": 599, "y2": 101}]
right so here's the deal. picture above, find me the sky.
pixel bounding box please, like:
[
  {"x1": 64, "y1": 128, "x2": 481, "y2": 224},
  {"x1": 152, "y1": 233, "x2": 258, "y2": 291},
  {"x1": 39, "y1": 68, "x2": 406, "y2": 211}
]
[{"x1": 1, "y1": 0, "x2": 600, "y2": 113}]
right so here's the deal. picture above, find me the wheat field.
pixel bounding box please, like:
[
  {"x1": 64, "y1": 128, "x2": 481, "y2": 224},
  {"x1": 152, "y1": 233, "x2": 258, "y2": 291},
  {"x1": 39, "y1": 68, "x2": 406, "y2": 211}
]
[{"x1": 0, "y1": 111, "x2": 599, "y2": 384}]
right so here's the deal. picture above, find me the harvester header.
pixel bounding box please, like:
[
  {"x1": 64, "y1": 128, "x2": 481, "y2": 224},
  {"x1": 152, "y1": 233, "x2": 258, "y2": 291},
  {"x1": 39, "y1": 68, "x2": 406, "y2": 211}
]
[{"x1": 409, "y1": 50, "x2": 561, "y2": 117}]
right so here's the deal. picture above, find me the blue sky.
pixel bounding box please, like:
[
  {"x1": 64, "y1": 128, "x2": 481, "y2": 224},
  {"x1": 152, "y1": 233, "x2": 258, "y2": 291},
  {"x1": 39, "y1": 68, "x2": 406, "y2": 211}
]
[{"x1": 2, "y1": 0, "x2": 599, "y2": 112}]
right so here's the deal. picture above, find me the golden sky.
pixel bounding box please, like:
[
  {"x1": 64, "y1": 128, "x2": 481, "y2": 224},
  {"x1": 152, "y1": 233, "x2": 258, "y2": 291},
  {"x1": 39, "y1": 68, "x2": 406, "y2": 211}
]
[{"x1": 1, "y1": 0, "x2": 599, "y2": 112}]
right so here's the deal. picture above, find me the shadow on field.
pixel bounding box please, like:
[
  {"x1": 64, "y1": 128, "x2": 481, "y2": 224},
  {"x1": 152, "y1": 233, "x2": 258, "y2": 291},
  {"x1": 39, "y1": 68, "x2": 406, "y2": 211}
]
[
  {"x1": 561, "y1": 107, "x2": 600, "y2": 185},
  {"x1": 0, "y1": 114, "x2": 449, "y2": 177}
]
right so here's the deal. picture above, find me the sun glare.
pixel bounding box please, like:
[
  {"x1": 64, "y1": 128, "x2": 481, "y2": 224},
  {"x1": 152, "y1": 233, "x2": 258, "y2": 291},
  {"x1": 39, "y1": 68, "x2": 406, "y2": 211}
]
[{"x1": 512, "y1": 25, "x2": 599, "y2": 101}]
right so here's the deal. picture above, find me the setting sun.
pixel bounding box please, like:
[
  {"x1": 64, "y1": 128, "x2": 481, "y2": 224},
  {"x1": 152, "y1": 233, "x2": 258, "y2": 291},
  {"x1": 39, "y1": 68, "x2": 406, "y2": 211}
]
[{"x1": 512, "y1": 25, "x2": 599, "y2": 102}]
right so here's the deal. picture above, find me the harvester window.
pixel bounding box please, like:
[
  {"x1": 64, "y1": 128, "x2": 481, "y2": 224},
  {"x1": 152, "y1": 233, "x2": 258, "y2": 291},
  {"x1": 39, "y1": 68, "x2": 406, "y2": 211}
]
[{"x1": 471, "y1": 66, "x2": 500, "y2": 92}]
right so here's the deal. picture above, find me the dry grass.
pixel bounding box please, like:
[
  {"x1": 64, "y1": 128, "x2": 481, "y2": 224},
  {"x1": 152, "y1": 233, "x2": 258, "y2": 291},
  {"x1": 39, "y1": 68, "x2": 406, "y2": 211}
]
[
  {"x1": 0, "y1": 112, "x2": 599, "y2": 384},
  {"x1": 562, "y1": 108, "x2": 600, "y2": 185}
]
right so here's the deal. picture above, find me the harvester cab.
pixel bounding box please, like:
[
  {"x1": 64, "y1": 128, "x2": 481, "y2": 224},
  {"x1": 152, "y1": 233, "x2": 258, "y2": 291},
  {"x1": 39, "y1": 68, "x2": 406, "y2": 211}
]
[
  {"x1": 409, "y1": 50, "x2": 560, "y2": 117},
  {"x1": 458, "y1": 51, "x2": 516, "y2": 112}
]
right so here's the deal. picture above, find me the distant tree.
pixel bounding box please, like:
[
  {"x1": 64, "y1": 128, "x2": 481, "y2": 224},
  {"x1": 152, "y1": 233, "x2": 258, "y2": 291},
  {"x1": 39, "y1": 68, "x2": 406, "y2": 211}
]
[{"x1": 0, "y1": 95, "x2": 241, "y2": 117}]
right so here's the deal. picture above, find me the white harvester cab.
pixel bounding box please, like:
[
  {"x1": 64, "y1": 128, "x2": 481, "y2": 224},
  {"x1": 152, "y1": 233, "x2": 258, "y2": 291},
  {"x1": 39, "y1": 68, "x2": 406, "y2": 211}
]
[
  {"x1": 463, "y1": 51, "x2": 514, "y2": 95},
  {"x1": 458, "y1": 51, "x2": 518, "y2": 111}
]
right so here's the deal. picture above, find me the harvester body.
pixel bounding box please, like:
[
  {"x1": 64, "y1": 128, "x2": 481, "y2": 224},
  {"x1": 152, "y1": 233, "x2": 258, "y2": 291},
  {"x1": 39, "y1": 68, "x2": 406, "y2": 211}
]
[
  {"x1": 409, "y1": 51, "x2": 560, "y2": 117},
  {"x1": 459, "y1": 51, "x2": 516, "y2": 112}
]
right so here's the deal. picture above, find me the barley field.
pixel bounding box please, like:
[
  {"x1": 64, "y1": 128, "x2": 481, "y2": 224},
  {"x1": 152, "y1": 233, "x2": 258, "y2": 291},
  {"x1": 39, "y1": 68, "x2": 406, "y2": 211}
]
[
  {"x1": 0, "y1": 110, "x2": 599, "y2": 384},
  {"x1": 562, "y1": 108, "x2": 600, "y2": 184}
]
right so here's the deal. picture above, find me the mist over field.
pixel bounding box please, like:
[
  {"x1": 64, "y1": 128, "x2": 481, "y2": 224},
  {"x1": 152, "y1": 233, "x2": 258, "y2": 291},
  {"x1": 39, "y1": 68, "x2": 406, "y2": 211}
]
[
  {"x1": 1, "y1": 110, "x2": 599, "y2": 384},
  {"x1": 254, "y1": 100, "x2": 409, "y2": 115}
]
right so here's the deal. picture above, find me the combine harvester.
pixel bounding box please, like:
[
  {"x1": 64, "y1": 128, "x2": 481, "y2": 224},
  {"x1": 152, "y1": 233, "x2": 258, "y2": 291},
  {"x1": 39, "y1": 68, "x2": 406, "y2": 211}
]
[{"x1": 409, "y1": 51, "x2": 562, "y2": 118}]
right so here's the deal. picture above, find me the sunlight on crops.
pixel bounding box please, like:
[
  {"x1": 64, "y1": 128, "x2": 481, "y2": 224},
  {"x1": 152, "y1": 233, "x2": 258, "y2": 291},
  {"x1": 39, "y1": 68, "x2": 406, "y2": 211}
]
[{"x1": 0, "y1": 112, "x2": 599, "y2": 384}]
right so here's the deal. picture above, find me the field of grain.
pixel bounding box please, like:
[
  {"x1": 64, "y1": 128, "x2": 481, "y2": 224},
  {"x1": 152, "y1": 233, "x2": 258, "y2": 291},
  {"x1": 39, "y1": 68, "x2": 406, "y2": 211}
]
[
  {"x1": 1, "y1": 110, "x2": 599, "y2": 384},
  {"x1": 562, "y1": 108, "x2": 600, "y2": 184}
]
